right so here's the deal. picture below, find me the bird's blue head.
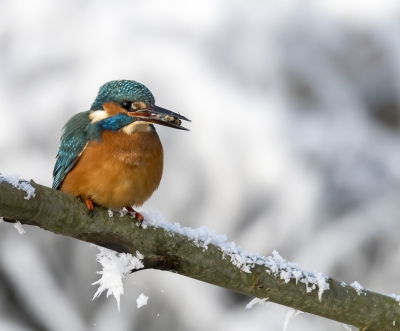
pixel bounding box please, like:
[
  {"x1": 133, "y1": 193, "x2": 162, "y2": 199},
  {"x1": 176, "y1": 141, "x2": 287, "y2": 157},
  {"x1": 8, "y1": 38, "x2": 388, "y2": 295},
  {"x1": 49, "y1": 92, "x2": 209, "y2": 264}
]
[
  {"x1": 90, "y1": 80, "x2": 155, "y2": 111},
  {"x1": 89, "y1": 80, "x2": 190, "y2": 131}
]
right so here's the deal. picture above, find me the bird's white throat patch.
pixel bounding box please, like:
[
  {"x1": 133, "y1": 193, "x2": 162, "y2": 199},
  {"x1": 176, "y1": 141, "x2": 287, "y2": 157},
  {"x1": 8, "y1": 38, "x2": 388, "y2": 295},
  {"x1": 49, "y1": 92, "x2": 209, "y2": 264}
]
[
  {"x1": 122, "y1": 121, "x2": 151, "y2": 134},
  {"x1": 89, "y1": 110, "x2": 108, "y2": 123}
]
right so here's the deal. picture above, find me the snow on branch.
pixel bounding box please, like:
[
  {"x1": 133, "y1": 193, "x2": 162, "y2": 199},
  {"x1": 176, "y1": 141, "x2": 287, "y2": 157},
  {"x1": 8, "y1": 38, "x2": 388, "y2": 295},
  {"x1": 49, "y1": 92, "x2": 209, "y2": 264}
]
[
  {"x1": 0, "y1": 177, "x2": 400, "y2": 330},
  {"x1": 141, "y1": 211, "x2": 330, "y2": 300},
  {"x1": 0, "y1": 173, "x2": 35, "y2": 200}
]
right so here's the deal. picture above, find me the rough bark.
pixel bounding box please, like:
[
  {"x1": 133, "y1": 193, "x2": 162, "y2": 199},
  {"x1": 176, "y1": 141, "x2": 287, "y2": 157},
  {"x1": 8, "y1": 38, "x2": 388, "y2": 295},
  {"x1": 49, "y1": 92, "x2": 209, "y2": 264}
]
[{"x1": 0, "y1": 179, "x2": 399, "y2": 330}]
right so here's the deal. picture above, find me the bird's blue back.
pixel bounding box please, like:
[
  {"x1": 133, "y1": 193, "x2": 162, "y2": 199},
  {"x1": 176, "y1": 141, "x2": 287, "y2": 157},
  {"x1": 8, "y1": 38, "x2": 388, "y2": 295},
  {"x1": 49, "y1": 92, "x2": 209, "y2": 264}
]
[{"x1": 52, "y1": 111, "x2": 92, "y2": 190}]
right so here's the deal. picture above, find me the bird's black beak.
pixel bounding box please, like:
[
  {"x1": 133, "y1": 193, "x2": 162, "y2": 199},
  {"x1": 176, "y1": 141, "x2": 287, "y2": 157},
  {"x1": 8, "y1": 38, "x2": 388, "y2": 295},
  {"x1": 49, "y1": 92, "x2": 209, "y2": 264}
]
[{"x1": 129, "y1": 106, "x2": 191, "y2": 131}]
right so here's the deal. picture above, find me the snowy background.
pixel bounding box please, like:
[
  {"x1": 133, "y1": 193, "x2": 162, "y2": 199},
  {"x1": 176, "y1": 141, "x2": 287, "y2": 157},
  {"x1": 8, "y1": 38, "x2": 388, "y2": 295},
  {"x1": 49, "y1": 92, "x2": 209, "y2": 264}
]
[{"x1": 1, "y1": 0, "x2": 400, "y2": 330}]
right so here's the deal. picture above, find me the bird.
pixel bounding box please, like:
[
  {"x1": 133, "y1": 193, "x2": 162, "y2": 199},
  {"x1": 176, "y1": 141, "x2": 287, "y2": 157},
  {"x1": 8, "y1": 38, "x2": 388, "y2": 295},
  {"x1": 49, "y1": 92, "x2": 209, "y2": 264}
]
[{"x1": 52, "y1": 80, "x2": 190, "y2": 220}]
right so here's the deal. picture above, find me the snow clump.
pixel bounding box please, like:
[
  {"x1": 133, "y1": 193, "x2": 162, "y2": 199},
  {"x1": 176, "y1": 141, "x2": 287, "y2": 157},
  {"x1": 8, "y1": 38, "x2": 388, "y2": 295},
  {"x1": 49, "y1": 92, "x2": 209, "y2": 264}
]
[
  {"x1": 136, "y1": 293, "x2": 149, "y2": 308},
  {"x1": 0, "y1": 173, "x2": 35, "y2": 200},
  {"x1": 245, "y1": 297, "x2": 269, "y2": 309},
  {"x1": 283, "y1": 309, "x2": 303, "y2": 331},
  {"x1": 350, "y1": 281, "x2": 364, "y2": 295},
  {"x1": 13, "y1": 221, "x2": 26, "y2": 234},
  {"x1": 92, "y1": 246, "x2": 144, "y2": 310}
]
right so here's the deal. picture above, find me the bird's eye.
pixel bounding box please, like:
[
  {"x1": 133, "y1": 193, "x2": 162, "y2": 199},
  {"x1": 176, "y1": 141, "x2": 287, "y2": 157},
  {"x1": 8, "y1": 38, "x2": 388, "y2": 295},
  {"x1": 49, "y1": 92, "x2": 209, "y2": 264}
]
[{"x1": 121, "y1": 101, "x2": 132, "y2": 110}]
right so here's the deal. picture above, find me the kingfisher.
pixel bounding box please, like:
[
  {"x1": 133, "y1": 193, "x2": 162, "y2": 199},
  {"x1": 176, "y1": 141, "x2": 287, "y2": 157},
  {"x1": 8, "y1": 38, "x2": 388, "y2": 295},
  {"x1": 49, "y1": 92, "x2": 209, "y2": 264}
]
[{"x1": 52, "y1": 80, "x2": 190, "y2": 220}]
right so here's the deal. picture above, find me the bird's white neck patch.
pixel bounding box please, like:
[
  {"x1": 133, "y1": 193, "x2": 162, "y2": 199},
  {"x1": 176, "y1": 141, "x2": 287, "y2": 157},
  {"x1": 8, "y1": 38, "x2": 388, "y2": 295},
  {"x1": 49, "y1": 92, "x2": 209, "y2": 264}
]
[
  {"x1": 89, "y1": 110, "x2": 109, "y2": 123},
  {"x1": 122, "y1": 121, "x2": 151, "y2": 134}
]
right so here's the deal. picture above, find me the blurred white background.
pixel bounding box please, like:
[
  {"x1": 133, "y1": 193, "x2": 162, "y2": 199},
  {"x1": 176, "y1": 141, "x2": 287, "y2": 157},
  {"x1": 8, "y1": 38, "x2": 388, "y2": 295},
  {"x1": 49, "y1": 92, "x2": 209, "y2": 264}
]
[{"x1": 1, "y1": 0, "x2": 400, "y2": 330}]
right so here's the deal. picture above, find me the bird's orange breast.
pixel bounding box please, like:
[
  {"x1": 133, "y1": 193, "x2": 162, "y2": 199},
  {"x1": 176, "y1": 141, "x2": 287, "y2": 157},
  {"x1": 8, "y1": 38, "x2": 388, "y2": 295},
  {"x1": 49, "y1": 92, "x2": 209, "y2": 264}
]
[{"x1": 60, "y1": 129, "x2": 163, "y2": 209}]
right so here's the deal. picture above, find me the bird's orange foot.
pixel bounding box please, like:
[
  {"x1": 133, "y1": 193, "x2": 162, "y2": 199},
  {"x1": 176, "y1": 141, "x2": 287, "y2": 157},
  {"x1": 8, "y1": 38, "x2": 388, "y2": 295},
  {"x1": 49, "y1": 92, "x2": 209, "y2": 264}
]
[
  {"x1": 83, "y1": 197, "x2": 94, "y2": 218},
  {"x1": 125, "y1": 206, "x2": 144, "y2": 223}
]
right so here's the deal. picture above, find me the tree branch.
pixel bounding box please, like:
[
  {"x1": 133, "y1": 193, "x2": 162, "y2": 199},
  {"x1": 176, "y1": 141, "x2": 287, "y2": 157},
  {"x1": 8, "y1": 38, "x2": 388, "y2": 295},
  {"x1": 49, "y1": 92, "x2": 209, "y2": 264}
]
[{"x1": 0, "y1": 178, "x2": 399, "y2": 330}]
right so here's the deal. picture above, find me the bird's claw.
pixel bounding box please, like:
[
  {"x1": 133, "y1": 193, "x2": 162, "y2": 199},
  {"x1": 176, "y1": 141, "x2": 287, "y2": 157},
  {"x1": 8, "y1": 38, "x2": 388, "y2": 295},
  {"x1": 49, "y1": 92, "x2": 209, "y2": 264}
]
[
  {"x1": 135, "y1": 212, "x2": 144, "y2": 223},
  {"x1": 83, "y1": 197, "x2": 95, "y2": 218},
  {"x1": 125, "y1": 206, "x2": 144, "y2": 224}
]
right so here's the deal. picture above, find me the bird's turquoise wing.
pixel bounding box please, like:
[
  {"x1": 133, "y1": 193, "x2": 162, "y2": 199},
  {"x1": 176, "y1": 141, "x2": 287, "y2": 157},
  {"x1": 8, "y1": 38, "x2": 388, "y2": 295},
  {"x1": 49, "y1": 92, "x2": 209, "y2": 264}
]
[{"x1": 52, "y1": 111, "x2": 91, "y2": 190}]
